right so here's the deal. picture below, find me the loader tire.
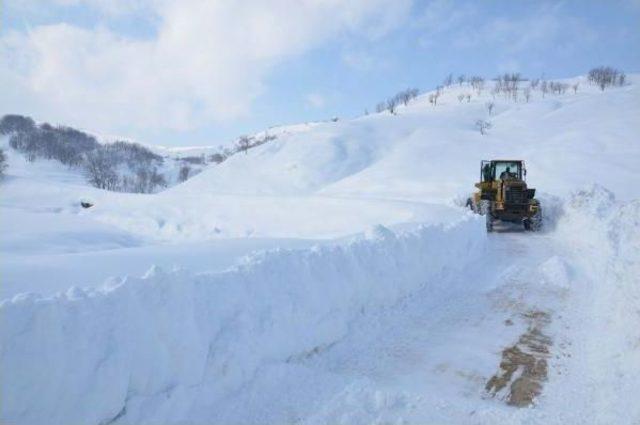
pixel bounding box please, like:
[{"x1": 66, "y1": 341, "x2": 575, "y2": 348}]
[
  {"x1": 486, "y1": 213, "x2": 495, "y2": 233},
  {"x1": 524, "y1": 209, "x2": 542, "y2": 231}
]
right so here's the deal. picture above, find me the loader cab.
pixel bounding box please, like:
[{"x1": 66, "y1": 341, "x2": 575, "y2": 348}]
[{"x1": 480, "y1": 160, "x2": 526, "y2": 182}]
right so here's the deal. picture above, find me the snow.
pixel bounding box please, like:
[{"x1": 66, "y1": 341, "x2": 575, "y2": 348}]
[
  {"x1": 0, "y1": 219, "x2": 486, "y2": 425},
  {"x1": 1, "y1": 75, "x2": 639, "y2": 424},
  {"x1": 63, "y1": 74, "x2": 640, "y2": 242},
  {"x1": 547, "y1": 186, "x2": 640, "y2": 424}
]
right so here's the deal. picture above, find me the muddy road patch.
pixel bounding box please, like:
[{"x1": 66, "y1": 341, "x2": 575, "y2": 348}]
[{"x1": 485, "y1": 310, "x2": 552, "y2": 407}]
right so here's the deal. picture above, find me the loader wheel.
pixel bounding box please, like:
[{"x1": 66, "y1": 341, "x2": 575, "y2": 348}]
[
  {"x1": 486, "y1": 213, "x2": 495, "y2": 232},
  {"x1": 524, "y1": 209, "x2": 542, "y2": 231}
]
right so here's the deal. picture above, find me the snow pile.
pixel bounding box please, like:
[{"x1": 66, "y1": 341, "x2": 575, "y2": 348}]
[
  {"x1": 0, "y1": 217, "x2": 485, "y2": 425},
  {"x1": 557, "y1": 185, "x2": 638, "y2": 261},
  {"x1": 555, "y1": 185, "x2": 640, "y2": 423}
]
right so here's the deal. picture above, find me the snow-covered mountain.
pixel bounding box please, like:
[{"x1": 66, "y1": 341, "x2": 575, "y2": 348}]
[{"x1": 1, "y1": 75, "x2": 639, "y2": 425}]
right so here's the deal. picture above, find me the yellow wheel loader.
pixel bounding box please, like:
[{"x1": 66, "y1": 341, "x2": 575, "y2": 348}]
[{"x1": 467, "y1": 160, "x2": 542, "y2": 232}]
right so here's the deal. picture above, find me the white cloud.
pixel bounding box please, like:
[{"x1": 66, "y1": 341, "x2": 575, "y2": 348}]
[
  {"x1": 0, "y1": 0, "x2": 411, "y2": 136},
  {"x1": 306, "y1": 93, "x2": 326, "y2": 108}
]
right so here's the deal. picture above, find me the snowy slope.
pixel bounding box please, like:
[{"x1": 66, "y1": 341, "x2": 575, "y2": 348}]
[
  {"x1": 176, "y1": 74, "x2": 639, "y2": 200},
  {"x1": 81, "y1": 75, "x2": 640, "y2": 242},
  {"x1": 1, "y1": 75, "x2": 639, "y2": 425}
]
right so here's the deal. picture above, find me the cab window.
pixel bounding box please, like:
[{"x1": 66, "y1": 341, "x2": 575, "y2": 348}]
[
  {"x1": 481, "y1": 160, "x2": 493, "y2": 182},
  {"x1": 493, "y1": 162, "x2": 521, "y2": 180}
]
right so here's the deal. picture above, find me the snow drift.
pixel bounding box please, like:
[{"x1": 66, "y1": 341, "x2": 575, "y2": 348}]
[
  {"x1": 0, "y1": 217, "x2": 485, "y2": 425},
  {"x1": 552, "y1": 185, "x2": 640, "y2": 424}
]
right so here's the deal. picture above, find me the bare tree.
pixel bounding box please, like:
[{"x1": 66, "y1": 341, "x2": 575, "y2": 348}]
[
  {"x1": 237, "y1": 135, "x2": 251, "y2": 154},
  {"x1": 618, "y1": 72, "x2": 626, "y2": 86},
  {"x1": 548, "y1": 81, "x2": 568, "y2": 94},
  {"x1": 443, "y1": 73, "x2": 454, "y2": 87},
  {"x1": 386, "y1": 98, "x2": 397, "y2": 114},
  {"x1": 523, "y1": 87, "x2": 531, "y2": 102},
  {"x1": 486, "y1": 102, "x2": 495, "y2": 115},
  {"x1": 0, "y1": 148, "x2": 7, "y2": 178},
  {"x1": 572, "y1": 83, "x2": 579, "y2": 94},
  {"x1": 208, "y1": 153, "x2": 225, "y2": 164},
  {"x1": 475, "y1": 119, "x2": 492, "y2": 136},
  {"x1": 133, "y1": 167, "x2": 167, "y2": 193},
  {"x1": 457, "y1": 74, "x2": 465, "y2": 86},
  {"x1": 470, "y1": 76, "x2": 485, "y2": 94},
  {"x1": 457, "y1": 93, "x2": 471, "y2": 103},
  {"x1": 178, "y1": 165, "x2": 191, "y2": 182},
  {"x1": 493, "y1": 73, "x2": 523, "y2": 101},
  {"x1": 588, "y1": 66, "x2": 622, "y2": 90},
  {"x1": 83, "y1": 150, "x2": 118, "y2": 190},
  {"x1": 0, "y1": 115, "x2": 35, "y2": 135},
  {"x1": 134, "y1": 168, "x2": 150, "y2": 193},
  {"x1": 400, "y1": 87, "x2": 419, "y2": 105},
  {"x1": 376, "y1": 88, "x2": 419, "y2": 114},
  {"x1": 260, "y1": 133, "x2": 277, "y2": 144},
  {"x1": 428, "y1": 92, "x2": 439, "y2": 106},
  {"x1": 179, "y1": 155, "x2": 205, "y2": 165},
  {"x1": 540, "y1": 81, "x2": 548, "y2": 98},
  {"x1": 149, "y1": 168, "x2": 167, "y2": 191}
]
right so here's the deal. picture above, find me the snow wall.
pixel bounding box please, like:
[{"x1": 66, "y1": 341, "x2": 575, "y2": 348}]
[
  {"x1": 1, "y1": 218, "x2": 486, "y2": 425},
  {"x1": 555, "y1": 185, "x2": 640, "y2": 423}
]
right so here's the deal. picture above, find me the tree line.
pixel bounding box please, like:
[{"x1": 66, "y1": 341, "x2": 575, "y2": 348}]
[
  {"x1": 374, "y1": 88, "x2": 420, "y2": 114},
  {"x1": 0, "y1": 114, "x2": 167, "y2": 193},
  {"x1": 0, "y1": 114, "x2": 281, "y2": 191},
  {"x1": 370, "y1": 66, "x2": 626, "y2": 119}
]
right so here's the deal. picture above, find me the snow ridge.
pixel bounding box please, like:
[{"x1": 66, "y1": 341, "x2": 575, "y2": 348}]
[
  {"x1": 0, "y1": 217, "x2": 485, "y2": 425},
  {"x1": 549, "y1": 185, "x2": 640, "y2": 424}
]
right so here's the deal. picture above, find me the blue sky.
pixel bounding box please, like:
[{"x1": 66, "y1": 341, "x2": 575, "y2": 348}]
[{"x1": 1, "y1": 0, "x2": 639, "y2": 147}]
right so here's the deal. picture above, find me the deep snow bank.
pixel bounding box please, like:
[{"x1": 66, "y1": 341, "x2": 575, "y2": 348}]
[
  {"x1": 557, "y1": 185, "x2": 640, "y2": 275},
  {"x1": 0, "y1": 217, "x2": 485, "y2": 425},
  {"x1": 555, "y1": 185, "x2": 640, "y2": 423}
]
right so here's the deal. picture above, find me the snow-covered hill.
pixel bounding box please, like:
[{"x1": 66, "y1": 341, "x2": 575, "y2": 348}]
[
  {"x1": 48, "y1": 74, "x2": 640, "y2": 242},
  {"x1": 1, "y1": 75, "x2": 639, "y2": 425}
]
